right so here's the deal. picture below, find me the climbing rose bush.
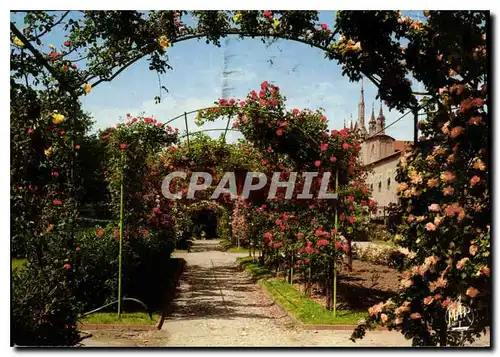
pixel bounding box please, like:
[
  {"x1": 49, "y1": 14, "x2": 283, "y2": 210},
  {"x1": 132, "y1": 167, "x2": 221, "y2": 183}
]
[{"x1": 351, "y1": 11, "x2": 489, "y2": 346}]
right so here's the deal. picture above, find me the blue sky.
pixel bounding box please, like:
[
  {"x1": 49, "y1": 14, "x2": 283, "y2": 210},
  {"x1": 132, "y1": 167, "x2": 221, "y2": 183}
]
[{"x1": 11, "y1": 11, "x2": 419, "y2": 142}]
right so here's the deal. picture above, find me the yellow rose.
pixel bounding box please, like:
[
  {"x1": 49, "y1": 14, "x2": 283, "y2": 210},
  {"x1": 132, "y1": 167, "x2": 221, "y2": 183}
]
[
  {"x1": 13, "y1": 37, "x2": 24, "y2": 47},
  {"x1": 352, "y1": 41, "x2": 362, "y2": 51},
  {"x1": 52, "y1": 113, "x2": 66, "y2": 124},
  {"x1": 157, "y1": 35, "x2": 172, "y2": 52},
  {"x1": 83, "y1": 83, "x2": 92, "y2": 94},
  {"x1": 44, "y1": 147, "x2": 54, "y2": 158},
  {"x1": 233, "y1": 12, "x2": 242, "y2": 23},
  {"x1": 273, "y1": 19, "x2": 280, "y2": 28}
]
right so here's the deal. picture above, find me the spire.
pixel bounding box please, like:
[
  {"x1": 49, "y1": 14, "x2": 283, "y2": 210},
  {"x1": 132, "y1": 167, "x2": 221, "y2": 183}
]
[
  {"x1": 377, "y1": 100, "x2": 386, "y2": 135},
  {"x1": 360, "y1": 79, "x2": 365, "y2": 104},
  {"x1": 368, "y1": 102, "x2": 377, "y2": 134},
  {"x1": 379, "y1": 100, "x2": 384, "y2": 117},
  {"x1": 357, "y1": 81, "x2": 366, "y2": 135}
]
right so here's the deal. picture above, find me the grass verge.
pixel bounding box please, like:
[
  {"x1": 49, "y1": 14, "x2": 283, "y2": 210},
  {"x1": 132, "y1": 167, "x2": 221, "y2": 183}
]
[
  {"x1": 237, "y1": 256, "x2": 367, "y2": 326},
  {"x1": 370, "y1": 239, "x2": 396, "y2": 247},
  {"x1": 80, "y1": 312, "x2": 160, "y2": 325},
  {"x1": 227, "y1": 246, "x2": 250, "y2": 254}
]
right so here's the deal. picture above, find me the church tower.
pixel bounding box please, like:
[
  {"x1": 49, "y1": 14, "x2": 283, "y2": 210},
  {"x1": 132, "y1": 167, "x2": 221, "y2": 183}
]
[
  {"x1": 377, "y1": 100, "x2": 386, "y2": 134},
  {"x1": 368, "y1": 102, "x2": 377, "y2": 135}
]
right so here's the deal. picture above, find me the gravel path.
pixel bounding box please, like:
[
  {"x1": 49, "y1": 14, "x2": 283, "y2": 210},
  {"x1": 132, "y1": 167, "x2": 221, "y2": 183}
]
[{"x1": 161, "y1": 240, "x2": 411, "y2": 347}]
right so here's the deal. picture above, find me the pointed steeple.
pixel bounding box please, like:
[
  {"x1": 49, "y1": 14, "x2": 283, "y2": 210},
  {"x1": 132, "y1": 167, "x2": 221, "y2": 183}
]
[
  {"x1": 368, "y1": 102, "x2": 377, "y2": 134},
  {"x1": 360, "y1": 80, "x2": 365, "y2": 104},
  {"x1": 357, "y1": 80, "x2": 366, "y2": 136},
  {"x1": 377, "y1": 100, "x2": 386, "y2": 135}
]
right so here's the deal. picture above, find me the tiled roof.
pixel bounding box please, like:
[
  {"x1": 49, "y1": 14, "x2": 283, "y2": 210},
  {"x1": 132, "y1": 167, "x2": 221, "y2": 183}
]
[{"x1": 394, "y1": 140, "x2": 409, "y2": 152}]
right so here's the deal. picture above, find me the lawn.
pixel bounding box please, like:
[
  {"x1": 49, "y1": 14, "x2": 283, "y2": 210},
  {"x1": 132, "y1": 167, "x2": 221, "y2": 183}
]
[
  {"x1": 227, "y1": 246, "x2": 250, "y2": 254},
  {"x1": 370, "y1": 239, "x2": 396, "y2": 247},
  {"x1": 12, "y1": 258, "x2": 27, "y2": 271},
  {"x1": 237, "y1": 257, "x2": 367, "y2": 325},
  {"x1": 262, "y1": 281, "x2": 366, "y2": 325},
  {"x1": 80, "y1": 312, "x2": 160, "y2": 325}
]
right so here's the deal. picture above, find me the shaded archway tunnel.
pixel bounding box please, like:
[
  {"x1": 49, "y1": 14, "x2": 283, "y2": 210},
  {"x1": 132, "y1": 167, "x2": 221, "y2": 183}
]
[{"x1": 191, "y1": 208, "x2": 218, "y2": 239}]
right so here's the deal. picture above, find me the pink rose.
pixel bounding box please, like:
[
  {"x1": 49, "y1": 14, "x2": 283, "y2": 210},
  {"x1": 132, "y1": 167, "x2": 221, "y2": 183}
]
[{"x1": 425, "y1": 222, "x2": 437, "y2": 231}]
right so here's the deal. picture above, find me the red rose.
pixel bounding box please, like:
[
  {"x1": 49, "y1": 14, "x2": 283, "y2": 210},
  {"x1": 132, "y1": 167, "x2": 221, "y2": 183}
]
[
  {"x1": 27, "y1": 128, "x2": 34, "y2": 134},
  {"x1": 53, "y1": 199, "x2": 62, "y2": 205},
  {"x1": 64, "y1": 41, "x2": 71, "y2": 46},
  {"x1": 63, "y1": 264, "x2": 71, "y2": 270},
  {"x1": 120, "y1": 143, "x2": 127, "y2": 149},
  {"x1": 96, "y1": 228, "x2": 104, "y2": 237},
  {"x1": 276, "y1": 129, "x2": 283, "y2": 136}
]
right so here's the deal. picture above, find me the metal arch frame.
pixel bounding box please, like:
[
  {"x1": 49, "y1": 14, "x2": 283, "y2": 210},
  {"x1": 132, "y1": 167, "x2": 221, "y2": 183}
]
[{"x1": 162, "y1": 104, "x2": 419, "y2": 153}]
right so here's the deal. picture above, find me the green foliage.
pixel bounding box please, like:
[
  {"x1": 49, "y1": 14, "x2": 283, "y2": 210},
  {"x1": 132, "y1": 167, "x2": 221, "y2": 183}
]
[
  {"x1": 12, "y1": 265, "x2": 81, "y2": 346},
  {"x1": 11, "y1": 259, "x2": 27, "y2": 271}
]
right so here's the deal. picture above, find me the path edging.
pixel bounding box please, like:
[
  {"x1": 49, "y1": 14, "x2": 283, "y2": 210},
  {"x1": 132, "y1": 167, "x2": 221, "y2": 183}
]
[{"x1": 78, "y1": 323, "x2": 156, "y2": 331}]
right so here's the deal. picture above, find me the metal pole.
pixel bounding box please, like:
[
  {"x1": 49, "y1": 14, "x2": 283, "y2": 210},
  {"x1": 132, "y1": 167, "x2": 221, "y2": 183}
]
[
  {"x1": 118, "y1": 151, "x2": 125, "y2": 318},
  {"x1": 184, "y1": 112, "x2": 190, "y2": 152},
  {"x1": 333, "y1": 169, "x2": 339, "y2": 317},
  {"x1": 223, "y1": 115, "x2": 231, "y2": 142},
  {"x1": 413, "y1": 107, "x2": 418, "y2": 145}
]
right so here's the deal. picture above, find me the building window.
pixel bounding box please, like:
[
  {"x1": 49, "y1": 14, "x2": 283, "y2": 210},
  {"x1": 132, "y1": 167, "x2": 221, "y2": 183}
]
[
  {"x1": 370, "y1": 183, "x2": 373, "y2": 191},
  {"x1": 387, "y1": 177, "x2": 391, "y2": 189},
  {"x1": 378, "y1": 181, "x2": 382, "y2": 192}
]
